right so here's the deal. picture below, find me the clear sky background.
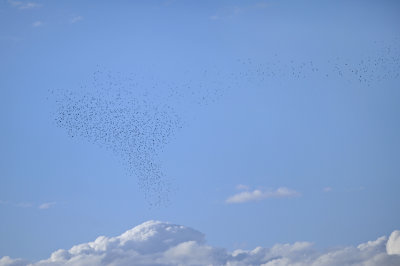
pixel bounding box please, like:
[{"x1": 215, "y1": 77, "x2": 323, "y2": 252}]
[{"x1": 1, "y1": 0, "x2": 400, "y2": 262}]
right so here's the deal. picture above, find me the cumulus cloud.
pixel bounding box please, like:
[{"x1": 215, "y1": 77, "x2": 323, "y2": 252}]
[
  {"x1": 0, "y1": 256, "x2": 29, "y2": 266},
  {"x1": 387, "y1": 230, "x2": 400, "y2": 255},
  {"x1": 2, "y1": 221, "x2": 399, "y2": 266},
  {"x1": 226, "y1": 187, "x2": 300, "y2": 204}
]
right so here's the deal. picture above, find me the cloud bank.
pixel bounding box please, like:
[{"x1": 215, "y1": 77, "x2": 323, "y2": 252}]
[
  {"x1": 1, "y1": 221, "x2": 400, "y2": 266},
  {"x1": 226, "y1": 187, "x2": 301, "y2": 204}
]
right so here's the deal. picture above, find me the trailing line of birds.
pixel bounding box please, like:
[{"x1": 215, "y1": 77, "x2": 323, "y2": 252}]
[{"x1": 51, "y1": 44, "x2": 400, "y2": 206}]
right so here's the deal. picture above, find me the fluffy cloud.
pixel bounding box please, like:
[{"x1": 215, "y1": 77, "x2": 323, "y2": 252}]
[
  {"x1": 0, "y1": 256, "x2": 29, "y2": 266},
  {"x1": 387, "y1": 230, "x2": 400, "y2": 255},
  {"x1": 226, "y1": 187, "x2": 300, "y2": 204},
  {"x1": 1, "y1": 221, "x2": 400, "y2": 266}
]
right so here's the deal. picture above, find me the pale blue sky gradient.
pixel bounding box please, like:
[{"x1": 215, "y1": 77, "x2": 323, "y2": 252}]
[{"x1": 1, "y1": 0, "x2": 400, "y2": 261}]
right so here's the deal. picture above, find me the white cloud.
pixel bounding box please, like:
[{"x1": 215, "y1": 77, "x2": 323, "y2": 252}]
[
  {"x1": 226, "y1": 187, "x2": 300, "y2": 204},
  {"x1": 1, "y1": 221, "x2": 400, "y2": 266},
  {"x1": 387, "y1": 230, "x2": 400, "y2": 255},
  {"x1": 0, "y1": 256, "x2": 29, "y2": 266},
  {"x1": 70, "y1": 16, "x2": 83, "y2": 24},
  {"x1": 32, "y1": 21, "x2": 43, "y2": 27},
  {"x1": 8, "y1": 1, "x2": 40, "y2": 10},
  {"x1": 38, "y1": 202, "x2": 56, "y2": 210}
]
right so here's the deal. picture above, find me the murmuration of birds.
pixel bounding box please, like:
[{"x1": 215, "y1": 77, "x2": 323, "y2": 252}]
[{"x1": 50, "y1": 42, "x2": 399, "y2": 207}]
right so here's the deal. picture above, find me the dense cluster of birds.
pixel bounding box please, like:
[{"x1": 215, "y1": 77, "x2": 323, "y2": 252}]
[
  {"x1": 52, "y1": 71, "x2": 184, "y2": 206},
  {"x1": 51, "y1": 42, "x2": 399, "y2": 206}
]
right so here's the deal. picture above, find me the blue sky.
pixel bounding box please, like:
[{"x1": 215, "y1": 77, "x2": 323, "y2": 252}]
[{"x1": 1, "y1": 0, "x2": 400, "y2": 263}]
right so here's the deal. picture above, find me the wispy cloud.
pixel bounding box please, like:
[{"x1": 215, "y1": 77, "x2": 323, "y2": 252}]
[
  {"x1": 0, "y1": 200, "x2": 32, "y2": 208},
  {"x1": 323, "y1": 186, "x2": 332, "y2": 192},
  {"x1": 16, "y1": 202, "x2": 33, "y2": 208},
  {"x1": 38, "y1": 202, "x2": 56, "y2": 210},
  {"x1": 8, "y1": 0, "x2": 41, "y2": 10},
  {"x1": 32, "y1": 21, "x2": 43, "y2": 27},
  {"x1": 0, "y1": 200, "x2": 56, "y2": 210},
  {"x1": 236, "y1": 184, "x2": 249, "y2": 190},
  {"x1": 70, "y1": 16, "x2": 83, "y2": 24},
  {"x1": 226, "y1": 186, "x2": 301, "y2": 204}
]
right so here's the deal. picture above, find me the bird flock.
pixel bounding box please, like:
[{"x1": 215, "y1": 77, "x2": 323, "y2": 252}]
[
  {"x1": 51, "y1": 42, "x2": 400, "y2": 206},
  {"x1": 52, "y1": 71, "x2": 185, "y2": 206}
]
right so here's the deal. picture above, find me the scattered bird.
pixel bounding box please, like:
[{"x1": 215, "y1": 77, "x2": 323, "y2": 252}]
[{"x1": 51, "y1": 40, "x2": 399, "y2": 206}]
